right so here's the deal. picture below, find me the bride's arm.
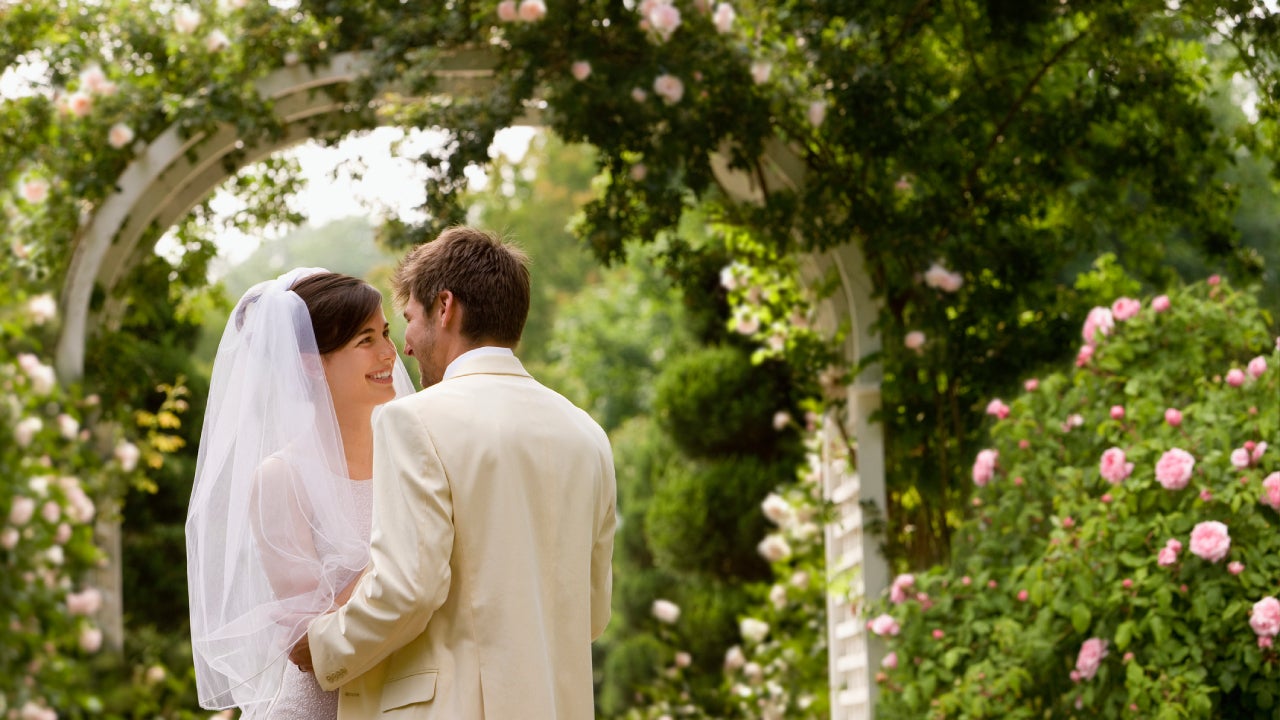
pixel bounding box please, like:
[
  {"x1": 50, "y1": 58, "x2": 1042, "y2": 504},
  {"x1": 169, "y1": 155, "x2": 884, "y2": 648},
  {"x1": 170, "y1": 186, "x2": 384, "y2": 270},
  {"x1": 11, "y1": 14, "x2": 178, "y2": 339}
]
[{"x1": 250, "y1": 457, "x2": 323, "y2": 603}]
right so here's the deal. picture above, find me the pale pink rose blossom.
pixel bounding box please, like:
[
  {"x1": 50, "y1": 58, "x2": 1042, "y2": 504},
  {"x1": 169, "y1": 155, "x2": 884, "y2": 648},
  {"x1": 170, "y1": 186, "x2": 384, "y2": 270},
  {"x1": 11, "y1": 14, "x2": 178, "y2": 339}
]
[
  {"x1": 67, "y1": 91, "x2": 93, "y2": 117},
  {"x1": 1106, "y1": 406, "x2": 1122, "y2": 420},
  {"x1": 66, "y1": 588, "x2": 102, "y2": 615},
  {"x1": 1262, "y1": 636, "x2": 1274, "y2": 649},
  {"x1": 1248, "y1": 356, "x2": 1267, "y2": 379},
  {"x1": 757, "y1": 534, "x2": 792, "y2": 562},
  {"x1": 628, "y1": 163, "x2": 646, "y2": 181},
  {"x1": 1158, "y1": 538, "x2": 1181, "y2": 566},
  {"x1": 923, "y1": 262, "x2": 964, "y2": 292},
  {"x1": 653, "y1": 73, "x2": 684, "y2": 104},
  {"x1": 496, "y1": 0, "x2": 518, "y2": 21},
  {"x1": 867, "y1": 614, "x2": 900, "y2": 637},
  {"x1": 1082, "y1": 306, "x2": 1114, "y2": 344},
  {"x1": 807, "y1": 100, "x2": 827, "y2": 127},
  {"x1": 517, "y1": 0, "x2": 547, "y2": 22},
  {"x1": 712, "y1": 2, "x2": 735, "y2": 33},
  {"x1": 1208, "y1": 274, "x2": 1222, "y2": 285},
  {"x1": 205, "y1": 29, "x2": 230, "y2": 52},
  {"x1": 27, "y1": 363, "x2": 56, "y2": 395},
  {"x1": 1226, "y1": 368, "x2": 1245, "y2": 386},
  {"x1": 26, "y1": 294, "x2": 56, "y2": 324},
  {"x1": 647, "y1": 2, "x2": 681, "y2": 40},
  {"x1": 114, "y1": 442, "x2": 140, "y2": 472},
  {"x1": 889, "y1": 573, "x2": 915, "y2": 604},
  {"x1": 1151, "y1": 294, "x2": 1171, "y2": 312},
  {"x1": 15, "y1": 417, "x2": 42, "y2": 448},
  {"x1": 674, "y1": 650, "x2": 692, "y2": 668},
  {"x1": 881, "y1": 651, "x2": 898, "y2": 669},
  {"x1": 40, "y1": 501, "x2": 59, "y2": 524},
  {"x1": 54, "y1": 523, "x2": 71, "y2": 545},
  {"x1": 1, "y1": 528, "x2": 18, "y2": 549},
  {"x1": 652, "y1": 599, "x2": 680, "y2": 624},
  {"x1": 1261, "y1": 472, "x2": 1280, "y2": 510},
  {"x1": 1017, "y1": 589, "x2": 1029, "y2": 602},
  {"x1": 985, "y1": 399, "x2": 1010, "y2": 420},
  {"x1": 1062, "y1": 414, "x2": 1084, "y2": 432},
  {"x1": 733, "y1": 309, "x2": 760, "y2": 335},
  {"x1": 1111, "y1": 297, "x2": 1141, "y2": 321},
  {"x1": 740, "y1": 617, "x2": 770, "y2": 644},
  {"x1": 1075, "y1": 638, "x2": 1108, "y2": 680},
  {"x1": 1229, "y1": 561, "x2": 1245, "y2": 575},
  {"x1": 768, "y1": 583, "x2": 787, "y2": 609},
  {"x1": 772, "y1": 411, "x2": 791, "y2": 430},
  {"x1": 1024, "y1": 378, "x2": 1039, "y2": 392},
  {"x1": 571, "y1": 61, "x2": 592, "y2": 81},
  {"x1": 9, "y1": 497, "x2": 35, "y2": 526},
  {"x1": 21, "y1": 178, "x2": 49, "y2": 204},
  {"x1": 750, "y1": 61, "x2": 771, "y2": 85},
  {"x1": 972, "y1": 449, "x2": 998, "y2": 486},
  {"x1": 79, "y1": 627, "x2": 103, "y2": 653},
  {"x1": 630, "y1": 86, "x2": 647, "y2": 103},
  {"x1": 931, "y1": 629, "x2": 945, "y2": 639},
  {"x1": 904, "y1": 330, "x2": 926, "y2": 352},
  {"x1": 761, "y1": 493, "x2": 793, "y2": 526},
  {"x1": 1075, "y1": 345, "x2": 1094, "y2": 367},
  {"x1": 1155, "y1": 448, "x2": 1195, "y2": 490},
  {"x1": 145, "y1": 665, "x2": 167, "y2": 684},
  {"x1": 1189, "y1": 520, "x2": 1230, "y2": 563},
  {"x1": 1231, "y1": 447, "x2": 1251, "y2": 469},
  {"x1": 724, "y1": 644, "x2": 745, "y2": 670},
  {"x1": 1254, "y1": 442, "x2": 1269, "y2": 463},
  {"x1": 56, "y1": 414, "x2": 78, "y2": 440},
  {"x1": 1200, "y1": 489, "x2": 1213, "y2": 502},
  {"x1": 1165, "y1": 407, "x2": 1183, "y2": 426},
  {"x1": 1099, "y1": 447, "x2": 1134, "y2": 484},
  {"x1": 79, "y1": 65, "x2": 108, "y2": 93},
  {"x1": 174, "y1": 6, "x2": 201, "y2": 33},
  {"x1": 283, "y1": 51, "x2": 301, "y2": 66},
  {"x1": 1252, "y1": 597, "x2": 1280, "y2": 637}
]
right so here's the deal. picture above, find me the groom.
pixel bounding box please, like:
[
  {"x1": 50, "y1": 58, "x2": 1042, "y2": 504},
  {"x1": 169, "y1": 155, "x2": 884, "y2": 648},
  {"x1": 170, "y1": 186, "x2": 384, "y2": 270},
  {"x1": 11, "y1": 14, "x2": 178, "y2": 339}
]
[{"x1": 292, "y1": 226, "x2": 617, "y2": 718}]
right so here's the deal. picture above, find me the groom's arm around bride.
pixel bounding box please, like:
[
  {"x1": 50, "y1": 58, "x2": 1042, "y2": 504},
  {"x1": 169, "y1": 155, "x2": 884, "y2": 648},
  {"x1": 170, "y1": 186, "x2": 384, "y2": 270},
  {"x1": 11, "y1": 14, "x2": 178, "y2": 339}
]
[{"x1": 297, "y1": 227, "x2": 617, "y2": 719}]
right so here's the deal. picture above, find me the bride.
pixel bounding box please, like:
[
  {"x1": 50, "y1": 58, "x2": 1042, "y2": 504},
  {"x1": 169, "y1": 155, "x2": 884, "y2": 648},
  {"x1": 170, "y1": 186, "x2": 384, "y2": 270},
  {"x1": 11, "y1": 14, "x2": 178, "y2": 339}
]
[{"x1": 186, "y1": 268, "x2": 414, "y2": 718}]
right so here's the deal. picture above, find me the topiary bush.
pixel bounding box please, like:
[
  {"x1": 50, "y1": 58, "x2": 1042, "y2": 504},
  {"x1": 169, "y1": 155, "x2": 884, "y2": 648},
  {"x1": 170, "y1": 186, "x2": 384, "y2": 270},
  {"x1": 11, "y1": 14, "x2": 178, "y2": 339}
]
[
  {"x1": 653, "y1": 345, "x2": 791, "y2": 459},
  {"x1": 871, "y1": 278, "x2": 1279, "y2": 719}
]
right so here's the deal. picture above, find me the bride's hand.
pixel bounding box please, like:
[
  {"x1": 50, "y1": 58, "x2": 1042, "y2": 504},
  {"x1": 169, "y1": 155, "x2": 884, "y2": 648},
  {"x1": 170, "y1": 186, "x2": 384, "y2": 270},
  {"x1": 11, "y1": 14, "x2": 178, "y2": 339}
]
[
  {"x1": 334, "y1": 567, "x2": 367, "y2": 606},
  {"x1": 289, "y1": 634, "x2": 313, "y2": 674}
]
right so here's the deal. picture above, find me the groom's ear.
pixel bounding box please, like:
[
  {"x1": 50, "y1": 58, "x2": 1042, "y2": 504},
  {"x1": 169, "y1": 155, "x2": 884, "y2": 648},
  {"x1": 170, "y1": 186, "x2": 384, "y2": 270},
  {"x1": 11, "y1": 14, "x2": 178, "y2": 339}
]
[{"x1": 437, "y1": 290, "x2": 458, "y2": 327}]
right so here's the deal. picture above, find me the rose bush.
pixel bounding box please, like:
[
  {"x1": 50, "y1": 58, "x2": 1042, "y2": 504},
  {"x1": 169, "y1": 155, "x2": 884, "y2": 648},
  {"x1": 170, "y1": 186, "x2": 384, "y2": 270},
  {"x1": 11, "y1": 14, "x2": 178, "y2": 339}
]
[{"x1": 871, "y1": 278, "x2": 1279, "y2": 718}]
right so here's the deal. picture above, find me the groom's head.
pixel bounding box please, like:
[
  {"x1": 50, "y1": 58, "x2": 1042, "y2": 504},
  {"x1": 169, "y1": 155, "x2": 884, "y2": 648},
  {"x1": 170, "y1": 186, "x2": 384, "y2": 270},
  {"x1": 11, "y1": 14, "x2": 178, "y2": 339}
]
[{"x1": 392, "y1": 226, "x2": 530, "y2": 384}]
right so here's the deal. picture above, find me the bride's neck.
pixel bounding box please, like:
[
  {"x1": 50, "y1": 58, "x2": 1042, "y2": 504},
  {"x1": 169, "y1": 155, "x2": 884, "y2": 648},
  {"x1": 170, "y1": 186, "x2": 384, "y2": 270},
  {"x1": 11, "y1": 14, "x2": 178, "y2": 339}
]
[{"x1": 335, "y1": 405, "x2": 375, "y2": 480}]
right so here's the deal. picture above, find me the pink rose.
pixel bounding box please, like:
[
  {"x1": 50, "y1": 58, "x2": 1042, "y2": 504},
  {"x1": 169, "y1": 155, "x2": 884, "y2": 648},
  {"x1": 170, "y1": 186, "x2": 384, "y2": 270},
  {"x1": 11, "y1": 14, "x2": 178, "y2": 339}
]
[
  {"x1": 1248, "y1": 356, "x2": 1268, "y2": 380},
  {"x1": 21, "y1": 178, "x2": 49, "y2": 204},
  {"x1": 517, "y1": 0, "x2": 546, "y2": 22},
  {"x1": 868, "y1": 613, "x2": 900, "y2": 637},
  {"x1": 881, "y1": 651, "x2": 898, "y2": 669},
  {"x1": 496, "y1": 0, "x2": 517, "y2": 21},
  {"x1": 972, "y1": 449, "x2": 998, "y2": 487},
  {"x1": 1151, "y1": 295, "x2": 1171, "y2": 312},
  {"x1": 67, "y1": 91, "x2": 93, "y2": 117},
  {"x1": 1111, "y1": 297, "x2": 1141, "y2": 321},
  {"x1": 712, "y1": 2, "x2": 735, "y2": 33},
  {"x1": 1099, "y1": 447, "x2": 1134, "y2": 484},
  {"x1": 1024, "y1": 378, "x2": 1039, "y2": 392},
  {"x1": 570, "y1": 61, "x2": 592, "y2": 81},
  {"x1": 985, "y1": 399, "x2": 1010, "y2": 420},
  {"x1": 1208, "y1": 274, "x2": 1221, "y2": 285},
  {"x1": 1155, "y1": 448, "x2": 1195, "y2": 490},
  {"x1": 889, "y1": 573, "x2": 915, "y2": 604},
  {"x1": 79, "y1": 627, "x2": 103, "y2": 653},
  {"x1": 66, "y1": 588, "x2": 103, "y2": 616},
  {"x1": 1261, "y1": 472, "x2": 1280, "y2": 510},
  {"x1": 1189, "y1": 520, "x2": 1230, "y2": 563},
  {"x1": 1229, "y1": 561, "x2": 1245, "y2": 575},
  {"x1": 904, "y1": 330, "x2": 926, "y2": 352},
  {"x1": 1254, "y1": 442, "x2": 1269, "y2": 463},
  {"x1": 1164, "y1": 407, "x2": 1183, "y2": 426},
  {"x1": 1017, "y1": 589, "x2": 1028, "y2": 602},
  {"x1": 1231, "y1": 447, "x2": 1251, "y2": 469},
  {"x1": 653, "y1": 73, "x2": 684, "y2": 104},
  {"x1": 1226, "y1": 368, "x2": 1246, "y2": 387},
  {"x1": 9, "y1": 497, "x2": 35, "y2": 526},
  {"x1": 1157, "y1": 546, "x2": 1179, "y2": 567},
  {"x1": 923, "y1": 262, "x2": 964, "y2": 292},
  {"x1": 1110, "y1": 405, "x2": 1125, "y2": 420},
  {"x1": 1082, "y1": 306, "x2": 1114, "y2": 344},
  {"x1": 1075, "y1": 345, "x2": 1094, "y2": 367},
  {"x1": 1252, "y1": 597, "x2": 1280, "y2": 638},
  {"x1": 1075, "y1": 638, "x2": 1108, "y2": 680}
]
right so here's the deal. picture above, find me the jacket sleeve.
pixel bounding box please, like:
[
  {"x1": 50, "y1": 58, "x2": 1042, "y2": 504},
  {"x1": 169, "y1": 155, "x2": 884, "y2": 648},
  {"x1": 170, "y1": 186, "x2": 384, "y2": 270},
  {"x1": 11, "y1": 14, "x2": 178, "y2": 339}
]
[
  {"x1": 308, "y1": 400, "x2": 455, "y2": 690},
  {"x1": 590, "y1": 443, "x2": 617, "y2": 641}
]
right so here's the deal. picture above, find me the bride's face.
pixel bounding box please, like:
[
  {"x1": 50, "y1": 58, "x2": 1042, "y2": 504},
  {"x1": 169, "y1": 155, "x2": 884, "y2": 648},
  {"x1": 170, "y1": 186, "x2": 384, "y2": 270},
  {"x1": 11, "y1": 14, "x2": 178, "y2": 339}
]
[{"x1": 321, "y1": 309, "x2": 399, "y2": 411}]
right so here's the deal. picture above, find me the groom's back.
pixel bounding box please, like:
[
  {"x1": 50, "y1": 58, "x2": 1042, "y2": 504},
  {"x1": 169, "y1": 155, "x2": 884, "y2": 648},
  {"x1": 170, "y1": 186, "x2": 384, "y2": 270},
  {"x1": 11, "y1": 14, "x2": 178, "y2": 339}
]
[{"x1": 393, "y1": 356, "x2": 615, "y2": 719}]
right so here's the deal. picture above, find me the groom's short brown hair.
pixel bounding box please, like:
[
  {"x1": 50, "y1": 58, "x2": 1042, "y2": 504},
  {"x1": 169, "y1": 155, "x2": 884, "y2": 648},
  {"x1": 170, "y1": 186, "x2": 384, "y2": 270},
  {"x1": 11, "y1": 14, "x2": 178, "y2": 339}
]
[{"x1": 392, "y1": 226, "x2": 531, "y2": 346}]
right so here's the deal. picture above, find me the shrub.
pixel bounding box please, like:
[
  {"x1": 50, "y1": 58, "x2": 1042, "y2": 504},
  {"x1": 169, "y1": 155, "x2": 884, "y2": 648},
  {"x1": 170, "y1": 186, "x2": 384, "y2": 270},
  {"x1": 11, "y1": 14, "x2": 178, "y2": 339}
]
[{"x1": 872, "y1": 279, "x2": 1279, "y2": 718}]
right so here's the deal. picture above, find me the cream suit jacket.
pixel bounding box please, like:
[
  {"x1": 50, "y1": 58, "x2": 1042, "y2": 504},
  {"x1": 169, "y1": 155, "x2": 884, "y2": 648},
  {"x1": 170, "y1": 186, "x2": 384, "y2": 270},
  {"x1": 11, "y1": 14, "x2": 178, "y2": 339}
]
[{"x1": 307, "y1": 353, "x2": 616, "y2": 719}]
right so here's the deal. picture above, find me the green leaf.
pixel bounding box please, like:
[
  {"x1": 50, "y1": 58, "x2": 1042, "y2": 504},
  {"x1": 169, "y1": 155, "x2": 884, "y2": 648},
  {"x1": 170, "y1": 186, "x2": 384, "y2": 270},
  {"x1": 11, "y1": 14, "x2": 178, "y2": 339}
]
[
  {"x1": 1071, "y1": 604, "x2": 1092, "y2": 634},
  {"x1": 1115, "y1": 620, "x2": 1135, "y2": 651}
]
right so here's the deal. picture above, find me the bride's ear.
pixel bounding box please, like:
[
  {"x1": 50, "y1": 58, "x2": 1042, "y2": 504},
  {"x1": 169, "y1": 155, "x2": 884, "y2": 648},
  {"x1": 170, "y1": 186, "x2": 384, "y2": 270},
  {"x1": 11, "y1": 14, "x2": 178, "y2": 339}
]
[{"x1": 301, "y1": 353, "x2": 326, "y2": 378}]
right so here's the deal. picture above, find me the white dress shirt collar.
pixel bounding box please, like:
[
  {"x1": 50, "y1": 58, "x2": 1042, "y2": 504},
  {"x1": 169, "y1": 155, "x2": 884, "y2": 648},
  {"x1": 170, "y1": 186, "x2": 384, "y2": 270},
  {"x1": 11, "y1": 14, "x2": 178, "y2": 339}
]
[{"x1": 442, "y1": 346, "x2": 515, "y2": 381}]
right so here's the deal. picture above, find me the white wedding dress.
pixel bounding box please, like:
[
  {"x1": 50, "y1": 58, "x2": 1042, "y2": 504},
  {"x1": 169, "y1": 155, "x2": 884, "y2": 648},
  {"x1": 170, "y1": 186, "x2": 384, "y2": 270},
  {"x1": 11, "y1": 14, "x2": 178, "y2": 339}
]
[{"x1": 265, "y1": 477, "x2": 374, "y2": 719}]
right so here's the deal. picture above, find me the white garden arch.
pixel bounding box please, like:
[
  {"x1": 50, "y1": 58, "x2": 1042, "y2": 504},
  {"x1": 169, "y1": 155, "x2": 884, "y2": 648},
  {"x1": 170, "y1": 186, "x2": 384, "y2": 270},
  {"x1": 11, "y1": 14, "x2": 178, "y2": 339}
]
[{"x1": 54, "y1": 49, "x2": 888, "y2": 720}]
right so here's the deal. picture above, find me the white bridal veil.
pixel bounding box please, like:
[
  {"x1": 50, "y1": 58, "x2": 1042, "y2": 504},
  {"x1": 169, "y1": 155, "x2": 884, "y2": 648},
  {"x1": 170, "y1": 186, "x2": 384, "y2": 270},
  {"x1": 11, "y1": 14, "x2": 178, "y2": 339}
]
[{"x1": 186, "y1": 268, "x2": 414, "y2": 715}]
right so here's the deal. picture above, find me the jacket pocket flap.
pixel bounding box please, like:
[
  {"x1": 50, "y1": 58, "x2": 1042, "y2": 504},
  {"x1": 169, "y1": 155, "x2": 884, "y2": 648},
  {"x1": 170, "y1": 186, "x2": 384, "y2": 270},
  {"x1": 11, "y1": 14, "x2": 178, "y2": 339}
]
[{"x1": 380, "y1": 670, "x2": 438, "y2": 712}]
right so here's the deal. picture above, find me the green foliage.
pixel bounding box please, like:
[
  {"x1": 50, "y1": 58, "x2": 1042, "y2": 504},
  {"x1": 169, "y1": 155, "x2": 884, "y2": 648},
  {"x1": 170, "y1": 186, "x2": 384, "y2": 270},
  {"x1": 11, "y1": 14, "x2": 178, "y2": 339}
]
[
  {"x1": 872, "y1": 279, "x2": 1280, "y2": 718},
  {"x1": 653, "y1": 345, "x2": 792, "y2": 458}
]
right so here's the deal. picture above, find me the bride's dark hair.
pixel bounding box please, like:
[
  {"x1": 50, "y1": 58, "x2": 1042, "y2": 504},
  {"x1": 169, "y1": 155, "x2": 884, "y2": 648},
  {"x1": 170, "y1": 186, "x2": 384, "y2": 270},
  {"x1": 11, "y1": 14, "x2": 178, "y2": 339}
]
[{"x1": 289, "y1": 272, "x2": 383, "y2": 355}]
